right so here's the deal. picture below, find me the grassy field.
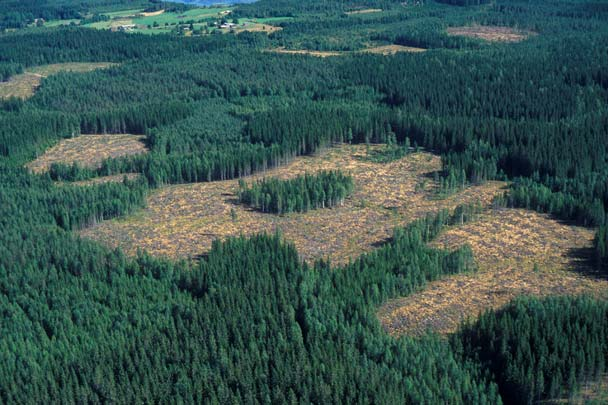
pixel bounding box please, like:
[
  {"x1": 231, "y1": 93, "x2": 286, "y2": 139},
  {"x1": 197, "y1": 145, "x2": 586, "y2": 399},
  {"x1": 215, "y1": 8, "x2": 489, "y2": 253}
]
[
  {"x1": 75, "y1": 7, "x2": 230, "y2": 31},
  {"x1": 447, "y1": 25, "x2": 535, "y2": 42},
  {"x1": 26, "y1": 134, "x2": 148, "y2": 173},
  {"x1": 103, "y1": 8, "x2": 145, "y2": 18},
  {"x1": 73, "y1": 6, "x2": 288, "y2": 36},
  {"x1": 251, "y1": 17, "x2": 294, "y2": 24},
  {"x1": 132, "y1": 7, "x2": 230, "y2": 26},
  {"x1": 44, "y1": 18, "x2": 81, "y2": 27},
  {"x1": 0, "y1": 62, "x2": 115, "y2": 100},
  {"x1": 378, "y1": 209, "x2": 608, "y2": 337},
  {"x1": 80, "y1": 144, "x2": 504, "y2": 263}
]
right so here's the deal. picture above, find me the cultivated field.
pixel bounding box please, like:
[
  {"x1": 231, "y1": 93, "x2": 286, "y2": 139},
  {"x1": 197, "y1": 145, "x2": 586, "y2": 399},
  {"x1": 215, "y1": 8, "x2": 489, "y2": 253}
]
[
  {"x1": 0, "y1": 62, "x2": 115, "y2": 99},
  {"x1": 81, "y1": 144, "x2": 504, "y2": 263},
  {"x1": 378, "y1": 209, "x2": 608, "y2": 337},
  {"x1": 447, "y1": 25, "x2": 535, "y2": 42},
  {"x1": 26, "y1": 134, "x2": 147, "y2": 173}
]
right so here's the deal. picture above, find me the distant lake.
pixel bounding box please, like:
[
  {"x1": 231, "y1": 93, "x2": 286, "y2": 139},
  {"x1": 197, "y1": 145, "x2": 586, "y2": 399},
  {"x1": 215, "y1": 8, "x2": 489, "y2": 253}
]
[{"x1": 169, "y1": 0, "x2": 258, "y2": 5}]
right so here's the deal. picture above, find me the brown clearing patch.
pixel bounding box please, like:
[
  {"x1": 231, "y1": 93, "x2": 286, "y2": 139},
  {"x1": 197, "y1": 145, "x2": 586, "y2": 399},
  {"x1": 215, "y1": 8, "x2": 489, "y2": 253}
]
[
  {"x1": 548, "y1": 374, "x2": 608, "y2": 404},
  {"x1": 362, "y1": 44, "x2": 426, "y2": 55},
  {"x1": 80, "y1": 144, "x2": 504, "y2": 264},
  {"x1": 26, "y1": 134, "x2": 148, "y2": 173},
  {"x1": 0, "y1": 73, "x2": 41, "y2": 100},
  {"x1": 139, "y1": 9, "x2": 165, "y2": 17},
  {"x1": 269, "y1": 45, "x2": 425, "y2": 57},
  {"x1": 66, "y1": 173, "x2": 142, "y2": 186},
  {"x1": 269, "y1": 48, "x2": 343, "y2": 57},
  {"x1": 345, "y1": 8, "x2": 383, "y2": 15},
  {"x1": 447, "y1": 25, "x2": 535, "y2": 43},
  {"x1": 0, "y1": 62, "x2": 116, "y2": 100},
  {"x1": 377, "y1": 209, "x2": 608, "y2": 337},
  {"x1": 232, "y1": 23, "x2": 282, "y2": 34}
]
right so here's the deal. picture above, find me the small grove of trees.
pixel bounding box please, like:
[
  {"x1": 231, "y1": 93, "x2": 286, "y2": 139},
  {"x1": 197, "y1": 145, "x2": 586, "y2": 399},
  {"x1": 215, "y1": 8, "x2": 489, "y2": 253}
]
[{"x1": 238, "y1": 170, "x2": 354, "y2": 214}]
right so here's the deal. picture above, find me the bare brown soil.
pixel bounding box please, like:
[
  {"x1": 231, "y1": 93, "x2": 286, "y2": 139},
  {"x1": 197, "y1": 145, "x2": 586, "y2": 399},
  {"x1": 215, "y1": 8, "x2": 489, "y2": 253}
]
[
  {"x1": 377, "y1": 209, "x2": 608, "y2": 337},
  {"x1": 0, "y1": 62, "x2": 116, "y2": 99},
  {"x1": 26, "y1": 134, "x2": 148, "y2": 173},
  {"x1": 80, "y1": 144, "x2": 504, "y2": 263},
  {"x1": 447, "y1": 25, "x2": 535, "y2": 42}
]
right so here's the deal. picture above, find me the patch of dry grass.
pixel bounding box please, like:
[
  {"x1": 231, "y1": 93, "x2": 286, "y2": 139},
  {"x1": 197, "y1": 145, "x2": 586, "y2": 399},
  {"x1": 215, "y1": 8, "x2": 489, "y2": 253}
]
[
  {"x1": 345, "y1": 8, "x2": 383, "y2": 15},
  {"x1": 26, "y1": 134, "x2": 148, "y2": 173},
  {"x1": 80, "y1": 144, "x2": 504, "y2": 263},
  {"x1": 447, "y1": 25, "x2": 535, "y2": 42},
  {"x1": 0, "y1": 73, "x2": 41, "y2": 100},
  {"x1": 269, "y1": 48, "x2": 343, "y2": 57},
  {"x1": 0, "y1": 62, "x2": 116, "y2": 100},
  {"x1": 139, "y1": 9, "x2": 165, "y2": 17},
  {"x1": 27, "y1": 62, "x2": 117, "y2": 77},
  {"x1": 232, "y1": 23, "x2": 282, "y2": 34},
  {"x1": 269, "y1": 45, "x2": 425, "y2": 57},
  {"x1": 361, "y1": 44, "x2": 426, "y2": 55},
  {"x1": 377, "y1": 209, "x2": 608, "y2": 337},
  {"x1": 67, "y1": 173, "x2": 141, "y2": 186},
  {"x1": 554, "y1": 374, "x2": 608, "y2": 404}
]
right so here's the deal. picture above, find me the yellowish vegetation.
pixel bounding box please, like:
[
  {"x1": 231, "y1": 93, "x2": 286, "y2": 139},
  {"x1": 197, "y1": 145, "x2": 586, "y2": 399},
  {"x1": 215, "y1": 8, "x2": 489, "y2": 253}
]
[
  {"x1": 377, "y1": 209, "x2": 608, "y2": 337},
  {"x1": 447, "y1": 25, "x2": 535, "y2": 42},
  {"x1": 68, "y1": 173, "x2": 141, "y2": 186},
  {"x1": 0, "y1": 62, "x2": 116, "y2": 100},
  {"x1": 232, "y1": 23, "x2": 282, "y2": 34},
  {"x1": 26, "y1": 134, "x2": 148, "y2": 173},
  {"x1": 345, "y1": 9, "x2": 383, "y2": 15},
  {"x1": 81, "y1": 144, "x2": 504, "y2": 263},
  {"x1": 269, "y1": 48, "x2": 344, "y2": 57},
  {"x1": 269, "y1": 45, "x2": 425, "y2": 57},
  {"x1": 361, "y1": 44, "x2": 426, "y2": 55},
  {"x1": 551, "y1": 374, "x2": 608, "y2": 404},
  {"x1": 139, "y1": 9, "x2": 165, "y2": 17},
  {"x1": 0, "y1": 73, "x2": 41, "y2": 99}
]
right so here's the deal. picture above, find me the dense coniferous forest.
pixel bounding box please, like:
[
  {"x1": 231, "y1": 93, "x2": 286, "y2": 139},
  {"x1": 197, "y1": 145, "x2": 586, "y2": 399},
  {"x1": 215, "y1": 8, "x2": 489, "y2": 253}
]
[
  {"x1": 453, "y1": 296, "x2": 608, "y2": 404},
  {"x1": 238, "y1": 171, "x2": 354, "y2": 214},
  {"x1": 1, "y1": 0, "x2": 607, "y2": 402}
]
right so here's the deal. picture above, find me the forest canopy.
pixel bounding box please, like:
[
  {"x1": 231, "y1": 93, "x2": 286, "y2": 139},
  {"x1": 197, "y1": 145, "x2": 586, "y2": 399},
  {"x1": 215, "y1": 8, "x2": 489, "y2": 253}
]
[
  {"x1": 237, "y1": 171, "x2": 354, "y2": 214},
  {"x1": 0, "y1": 0, "x2": 607, "y2": 402}
]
